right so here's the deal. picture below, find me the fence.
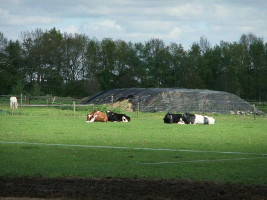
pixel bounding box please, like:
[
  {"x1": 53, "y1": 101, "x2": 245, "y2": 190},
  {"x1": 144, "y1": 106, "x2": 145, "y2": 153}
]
[
  {"x1": 133, "y1": 101, "x2": 262, "y2": 114},
  {"x1": 0, "y1": 94, "x2": 81, "y2": 105},
  {"x1": 0, "y1": 95, "x2": 85, "y2": 116},
  {"x1": 1, "y1": 95, "x2": 266, "y2": 116},
  {"x1": 247, "y1": 101, "x2": 267, "y2": 113}
]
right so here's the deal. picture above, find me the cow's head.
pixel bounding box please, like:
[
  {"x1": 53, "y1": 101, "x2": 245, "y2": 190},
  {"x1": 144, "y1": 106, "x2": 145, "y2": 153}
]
[
  {"x1": 87, "y1": 113, "x2": 92, "y2": 121},
  {"x1": 106, "y1": 110, "x2": 113, "y2": 117},
  {"x1": 122, "y1": 114, "x2": 131, "y2": 122},
  {"x1": 182, "y1": 112, "x2": 189, "y2": 121},
  {"x1": 87, "y1": 111, "x2": 97, "y2": 122},
  {"x1": 87, "y1": 113, "x2": 96, "y2": 122},
  {"x1": 163, "y1": 113, "x2": 173, "y2": 123},
  {"x1": 178, "y1": 118, "x2": 185, "y2": 124}
]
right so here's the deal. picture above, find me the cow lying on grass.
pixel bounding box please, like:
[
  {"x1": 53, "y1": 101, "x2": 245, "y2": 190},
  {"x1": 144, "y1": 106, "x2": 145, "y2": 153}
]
[
  {"x1": 164, "y1": 112, "x2": 215, "y2": 125},
  {"x1": 106, "y1": 110, "x2": 131, "y2": 122},
  {"x1": 182, "y1": 112, "x2": 215, "y2": 125},
  {"x1": 86, "y1": 111, "x2": 108, "y2": 122},
  {"x1": 163, "y1": 113, "x2": 184, "y2": 124}
]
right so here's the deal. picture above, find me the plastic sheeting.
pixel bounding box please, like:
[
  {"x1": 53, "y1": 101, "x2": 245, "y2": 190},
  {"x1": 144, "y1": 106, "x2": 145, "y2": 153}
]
[{"x1": 81, "y1": 88, "x2": 261, "y2": 114}]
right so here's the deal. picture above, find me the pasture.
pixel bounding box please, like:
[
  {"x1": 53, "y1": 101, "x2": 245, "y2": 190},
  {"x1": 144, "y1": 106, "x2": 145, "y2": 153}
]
[{"x1": 0, "y1": 106, "x2": 267, "y2": 185}]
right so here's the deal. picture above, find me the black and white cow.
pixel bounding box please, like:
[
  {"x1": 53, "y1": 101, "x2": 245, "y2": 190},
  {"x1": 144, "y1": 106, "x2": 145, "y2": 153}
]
[
  {"x1": 182, "y1": 112, "x2": 215, "y2": 125},
  {"x1": 163, "y1": 113, "x2": 185, "y2": 124},
  {"x1": 106, "y1": 110, "x2": 131, "y2": 122}
]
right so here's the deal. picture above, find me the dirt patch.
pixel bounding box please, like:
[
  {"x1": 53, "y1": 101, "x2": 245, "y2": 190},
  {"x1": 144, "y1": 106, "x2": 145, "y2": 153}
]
[{"x1": 0, "y1": 177, "x2": 266, "y2": 200}]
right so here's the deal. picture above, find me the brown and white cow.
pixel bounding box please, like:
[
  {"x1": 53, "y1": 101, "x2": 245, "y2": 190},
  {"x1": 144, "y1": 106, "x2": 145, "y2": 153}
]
[{"x1": 86, "y1": 111, "x2": 108, "y2": 123}]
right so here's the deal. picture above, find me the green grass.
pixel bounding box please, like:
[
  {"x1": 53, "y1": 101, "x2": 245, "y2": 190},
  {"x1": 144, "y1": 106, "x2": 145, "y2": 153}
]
[{"x1": 0, "y1": 106, "x2": 267, "y2": 184}]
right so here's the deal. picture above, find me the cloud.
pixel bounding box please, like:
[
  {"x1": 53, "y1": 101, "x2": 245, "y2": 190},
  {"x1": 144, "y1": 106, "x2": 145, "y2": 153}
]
[
  {"x1": 81, "y1": 19, "x2": 124, "y2": 39},
  {"x1": 168, "y1": 27, "x2": 182, "y2": 40},
  {"x1": 168, "y1": 3, "x2": 203, "y2": 17},
  {"x1": 0, "y1": 0, "x2": 266, "y2": 49},
  {"x1": 61, "y1": 25, "x2": 80, "y2": 35},
  {"x1": 0, "y1": 8, "x2": 57, "y2": 26}
]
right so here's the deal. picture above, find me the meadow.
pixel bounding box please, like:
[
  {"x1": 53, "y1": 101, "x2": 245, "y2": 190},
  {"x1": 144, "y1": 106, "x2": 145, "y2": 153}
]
[{"x1": 0, "y1": 105, "x2": 266, "y2": 185}]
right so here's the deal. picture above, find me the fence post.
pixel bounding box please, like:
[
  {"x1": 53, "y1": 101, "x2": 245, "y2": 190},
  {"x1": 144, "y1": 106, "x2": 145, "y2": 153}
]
[
  {"x1": 20, "y1": 93, "x2": 22, "y2": 109},
  {"x1": 111, "y1": 95, "x2": 114, "y2": 109},
  {"x1": 253, "y1": 104, "x2": 256, "y2": 120},
  {"x1": 73, "y1": 101, "x2": 76, "y2": 116},
  {"x1": 137, "y1": 102, "x2": 140, "y2": 118},
  {"x1": 11, "y1": 105, "x2": 14, "y2": 115}
]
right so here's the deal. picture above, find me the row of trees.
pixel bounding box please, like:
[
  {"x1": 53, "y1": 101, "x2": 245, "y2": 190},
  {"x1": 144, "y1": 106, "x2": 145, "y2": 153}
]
[{"x1": 0, "y1": 28, "x2": 267, "y2": 100}]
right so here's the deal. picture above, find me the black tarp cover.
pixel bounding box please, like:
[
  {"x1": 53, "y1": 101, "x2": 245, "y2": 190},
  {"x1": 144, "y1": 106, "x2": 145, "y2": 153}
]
[{"x1": 81, "y1": 88, "x2": 259, "y2": 114}]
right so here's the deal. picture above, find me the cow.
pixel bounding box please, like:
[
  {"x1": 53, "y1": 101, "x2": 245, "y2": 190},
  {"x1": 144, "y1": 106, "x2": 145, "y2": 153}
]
[
  {"x1": 10, "y1": 97, "x2": 18, "y2": 109},
  {"x1": 163, "y1": 113, "x2": 184, "y2": 124},
  {"x1": 106, "y1": 110, "x2": 131, "y2": 122},
  {"x1": 182, "y1": 112, "x2": 215, "y2": 125},
  {"x1": 86, "y1": 111, "x2": 108, "y2": 123}
]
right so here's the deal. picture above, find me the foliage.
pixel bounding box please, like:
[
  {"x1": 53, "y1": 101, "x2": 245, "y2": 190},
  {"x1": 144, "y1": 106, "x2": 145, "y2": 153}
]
[
  {"x1": 32, "y1": 83, "x2": 41, "y2": 96},
  {"x1": 11, "y1": 80, "x2": 25, "y2": 95},
  {"x1": 0, "y1": 30, "x2": 267, "y2": 101}
]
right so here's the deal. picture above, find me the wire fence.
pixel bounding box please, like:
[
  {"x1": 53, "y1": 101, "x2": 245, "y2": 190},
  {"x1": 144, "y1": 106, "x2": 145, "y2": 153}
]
[
  {"x1": 132, "y1": 101, "x2": 263, "y2": 115},
  {"x1": 1, "y1": 94, "x2": 266, "y2": 116}
]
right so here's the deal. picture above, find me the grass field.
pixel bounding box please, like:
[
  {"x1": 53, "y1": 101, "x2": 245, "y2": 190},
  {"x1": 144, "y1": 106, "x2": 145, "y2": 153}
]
[{"x1": 0, "y1": 106, "x2": 266, "y2": 185}]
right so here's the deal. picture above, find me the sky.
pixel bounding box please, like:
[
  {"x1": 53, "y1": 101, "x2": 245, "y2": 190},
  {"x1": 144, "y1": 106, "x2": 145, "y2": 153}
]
[{"x1": 1, "y1": 0, "x2": 267, "y2": 49}]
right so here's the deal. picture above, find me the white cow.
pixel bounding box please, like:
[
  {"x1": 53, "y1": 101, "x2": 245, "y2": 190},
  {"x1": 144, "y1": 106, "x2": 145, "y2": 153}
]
[{"x1": 10, "y1": 97, "x2": 18, "y2": 109}]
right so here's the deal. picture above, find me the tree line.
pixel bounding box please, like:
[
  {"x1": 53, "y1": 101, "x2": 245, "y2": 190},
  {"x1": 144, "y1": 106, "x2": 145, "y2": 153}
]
[{"x1": 0, "y1": 28, "x2": 267, "y2": 101}]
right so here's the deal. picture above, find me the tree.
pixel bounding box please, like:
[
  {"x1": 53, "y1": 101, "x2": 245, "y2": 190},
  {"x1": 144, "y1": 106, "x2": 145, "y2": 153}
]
[
  {"x1": 142, "y1": 39, "x2": 170, "y2": 87},
  {"x1": 199, "y1": 36, "x2": 211, "y2": 54},
  {"x1": 115, "y1": 40, "x2": 139, "y2": 88},
  {"x1": 248, "y1": 37, "x2": 266, "y2": 101},
  {"x1": 21, "y1": 29, "x2": 44, "y2": 93},
  {"x1": 62, "y1": 33, "x2": 89, "y2": 96},
  {"x1": 182, "y1": 43, "x2": 205, "y2": 89},
  {"x1": 62, "y1": 33, "x2": 88, "y2": 82},
  {"x1": 40, "y1": 28, "x2": 64, "y2": 95},
  {"x1": 0, "y1": 32, "x2": 8, "y2": 94},
  {"x1": 207, "y1": 45, "x2": 224, "y2": 90},
  {"x1": 97, "y1": 38, "x2": 117, "y2": 90},
  {"x1": 239, "y1": 33, "x2": 267, "y2": 100},
  {"x1": 1, "y1": 29, "x2": 267, "y2": 100},
  {"x1": 5, "y1": 40, "x2": 25, "y2": 95},
  {"x1": 167, "y1": 43, "x2": 186, "y2": 87}
]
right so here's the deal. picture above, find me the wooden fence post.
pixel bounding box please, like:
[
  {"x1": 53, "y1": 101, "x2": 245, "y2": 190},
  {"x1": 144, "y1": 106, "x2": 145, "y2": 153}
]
[
  {"x1": 137, "y1": 102, "x2": 140, "y2": 118},
  {"x1": 20, "y1": 93, "x2": 22, "y2": 109},
  {"x1": 111, "y1": 95, "x2": 114, "y2": 109},
  {"x1": 253, "y1": 104, "x2": 256, "y2": 120},
  {"x1": 73, "y1": 101, "x2": 76, "y2": 116}
]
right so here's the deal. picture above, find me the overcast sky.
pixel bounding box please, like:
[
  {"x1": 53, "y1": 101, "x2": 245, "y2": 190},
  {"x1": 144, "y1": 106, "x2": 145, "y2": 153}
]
[{"x1": 1, "y1": 0, "x2": 267, "y2": 48}]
